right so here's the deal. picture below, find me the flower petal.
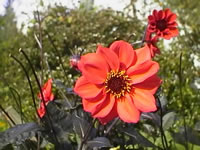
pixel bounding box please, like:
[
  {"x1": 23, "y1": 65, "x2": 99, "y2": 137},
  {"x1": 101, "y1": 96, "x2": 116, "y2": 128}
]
[
  {"x1": 148, "y1": 15, "x2": 155, "y2": 23},
  {"x1": 38, "y1": 78, "x2": 54, "y2": 101},
  {"x1": 153, "y1": 10, "x2": 158, "y2": 19},
  {"x1": 132, "y1": 88, "x2": 157, "y2": 112},
  {"x1": 165, "y1": 8, "x2": 171, "y2": 18},
  {"x1": 93, "y1": 94, "x2": 116, "y2": 118},
  {"x1": 127, "y1": 60, "x2": 159, "y2": 84},
  {"x1": 79, "y1": 53, "x2": 109, "y2": 84},
  {"x1": 167, "y1": 13, "x2": 177, "y2": 23},
  {"x1": 133, "y1": 75, "x2": 162, "y2": 94},
  {"x1": 96, "y1": 45, "x2": 120, "y2": 70},
  {"x1": 170, "y1": 28, "x2": 179, "y2": 37},
  {"x1": 82, "y1": 94, "x2": 106, "y2": 114},
  {"x1": 110, "y1": 40, "x2": 136, "y2": 69},
  {"x1": 98, "y1": 103, "x2": 118, "y2": 125},
  {"x1": 135, "y1": 44, "x2": 151, "y2": 65},
  {"x1": 158, "y1": 10, "x2": 165, "y2": 19},
  {"x1": 74, "y1": 76, "x2": 103, "y2": 99},
  {"x1": 117, "y1": 94, "x2": 140, "y2": 123},
  {"x1": 37, "y1": 102, "x2": 46, "y2": 118}
]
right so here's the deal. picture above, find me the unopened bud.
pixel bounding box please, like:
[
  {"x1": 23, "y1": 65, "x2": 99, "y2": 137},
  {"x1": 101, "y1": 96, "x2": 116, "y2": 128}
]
[{"x1": 70, "y1": 55, "x2": 80, "y2": 70}]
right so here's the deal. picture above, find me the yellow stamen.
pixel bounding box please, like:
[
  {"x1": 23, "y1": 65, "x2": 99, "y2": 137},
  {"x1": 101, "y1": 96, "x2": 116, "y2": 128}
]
[{"x1": 105, "y1": 70, "x2": 131, "y2": 98}]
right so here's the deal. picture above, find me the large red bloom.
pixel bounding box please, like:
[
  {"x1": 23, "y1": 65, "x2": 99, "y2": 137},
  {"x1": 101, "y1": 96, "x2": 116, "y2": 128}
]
[
  {"x1": 148, "y1": 8, "x2": 179, "y2": 40},
  {"x1": 37, "y1": 78, "x2": 54, "y2": 118},
  {"x1": 74, "y1": 40, "x2": 161, "y2": 124}
]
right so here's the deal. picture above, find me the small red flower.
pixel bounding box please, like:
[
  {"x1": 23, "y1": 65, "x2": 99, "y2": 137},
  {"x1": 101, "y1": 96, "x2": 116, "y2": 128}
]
[
  {"x1": 37, "y1": 78, "x2": 54, "y2": 118},
  {"x1": 74, "y1": 40, "x2": 161, "y2": 124},
  {"x1": 38, "y1": 78, "x2": 54, "y2": 102},
  {"x1": 148, "y1": 8, "x2": 179, "y2": 40},
  {"x1": 145, "y1": 31, "x2": 160, "y2": 57}
]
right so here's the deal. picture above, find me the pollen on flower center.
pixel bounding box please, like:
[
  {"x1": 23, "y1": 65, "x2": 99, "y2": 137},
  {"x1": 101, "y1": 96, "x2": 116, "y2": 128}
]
[
  {"x1": 156, "y1": 19, "x2": 167, "y2": 31},
  {"x1": 105, "y1": 70, "x2": 131, "y2": 98}
]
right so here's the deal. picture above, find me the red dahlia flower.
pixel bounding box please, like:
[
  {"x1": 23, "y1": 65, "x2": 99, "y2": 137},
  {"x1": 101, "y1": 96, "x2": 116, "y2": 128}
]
[
  {"x1": 74, "y1": 40, "x2": 161, "y2": 124},
  {"x1": 37, "y1": 78, "x2": 54, "y2": 118},
  {"x1": 148, "y1": 8, "x2": 179, "y2": 40}
]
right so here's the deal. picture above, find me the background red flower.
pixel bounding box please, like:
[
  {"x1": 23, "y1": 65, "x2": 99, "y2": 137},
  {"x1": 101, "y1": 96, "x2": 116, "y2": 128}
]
[
  {"x1": 147, "y1": 8, "x2": 179, "y2": 40},
  {"x1": 38, "y1": 78, "x2": 54, "y2": 102},
  {"x1": 37, "y1": 78, "x2": 54, "y2": 118}
]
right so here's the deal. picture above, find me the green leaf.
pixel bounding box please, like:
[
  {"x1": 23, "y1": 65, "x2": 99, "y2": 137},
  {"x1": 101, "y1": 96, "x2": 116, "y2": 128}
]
[
  {"x1": 141, "y1": 112, "x2": 161, "y2": 127},
  {"x1": 0, "y1": 122, "x2": 41, "y2": 149},
  {"x1": 163, "y1": 112, "x2": 177, "y2": 130},
  {"x1": 171, "y1": 126, "x2": 200, "y2": 146}
]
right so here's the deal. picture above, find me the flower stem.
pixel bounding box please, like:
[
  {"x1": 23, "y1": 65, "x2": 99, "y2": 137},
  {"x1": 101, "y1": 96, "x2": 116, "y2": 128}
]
[
  {"x1": 104, "y1": 117, "x2": 119, "y2": 136},
  {"x1": 79, "y1": 119, "x2": 96, "y2": 150}
]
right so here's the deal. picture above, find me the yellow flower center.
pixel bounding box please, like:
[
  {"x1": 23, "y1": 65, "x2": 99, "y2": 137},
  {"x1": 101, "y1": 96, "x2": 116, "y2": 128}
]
[{"x1": 105, "y1": 70, "x2": 131, "y2": 98}]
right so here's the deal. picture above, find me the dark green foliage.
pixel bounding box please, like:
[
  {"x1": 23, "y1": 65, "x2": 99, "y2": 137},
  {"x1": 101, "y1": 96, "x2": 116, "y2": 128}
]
[
  {"x1": 0, "y1": 122, "x2": 42, "y2": 149},
  {"x1": 121, "y1": 127, "x2": 157, "y2": 148},
  {"x1": 87, "y1": 137, "x2": 112, "y2": 149}
]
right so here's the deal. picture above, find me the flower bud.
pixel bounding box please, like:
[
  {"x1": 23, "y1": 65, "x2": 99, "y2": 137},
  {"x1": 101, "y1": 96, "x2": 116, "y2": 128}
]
[{"x1": 70, "y1": 55, "x2": 80, "y2": 70}]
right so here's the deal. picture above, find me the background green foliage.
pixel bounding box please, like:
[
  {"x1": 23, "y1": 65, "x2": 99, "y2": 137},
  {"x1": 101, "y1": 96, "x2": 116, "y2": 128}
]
[{"x1": 0, "y1": 0, "x2": 199, "y2": 149}]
